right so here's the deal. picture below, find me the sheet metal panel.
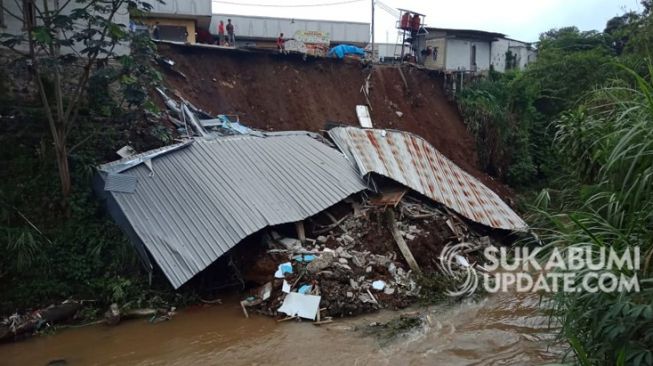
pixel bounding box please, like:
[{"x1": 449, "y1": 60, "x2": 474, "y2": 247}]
[
  {"x1": 100, "y1": 134, "x2": 365, "y2": 288},
  {"x1": 328, "y1": 127, "x2": 527, "y2": 231},
  {"x1": 104, "y1": 173, "x2": 138, "y2": 193}
]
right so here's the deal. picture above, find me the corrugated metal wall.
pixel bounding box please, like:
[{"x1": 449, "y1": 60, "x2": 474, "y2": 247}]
[
  {"x1": 209, "y1": 14, "x2": 370, "y2": 44},
  {"x1": 99, "y1": 134, "x2": 365, "y2": 288},
  {"x1": 329, "y1": 127, "x2": 528, "y2": 231}
]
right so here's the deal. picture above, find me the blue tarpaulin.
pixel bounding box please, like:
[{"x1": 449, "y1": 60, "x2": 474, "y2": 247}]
[{"x1": 327, "y1": 44, "x2": 366, "y2": 59}]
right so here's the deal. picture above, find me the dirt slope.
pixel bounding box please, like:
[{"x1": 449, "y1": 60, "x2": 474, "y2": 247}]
[{"x1": 158, "y1": 44, "x2": 511, "y2": 199}]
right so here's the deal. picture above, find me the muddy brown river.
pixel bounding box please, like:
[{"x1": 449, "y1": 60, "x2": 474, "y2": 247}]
[{"x1": 0, "y1": 292, "x2": 563, "y2": 365}]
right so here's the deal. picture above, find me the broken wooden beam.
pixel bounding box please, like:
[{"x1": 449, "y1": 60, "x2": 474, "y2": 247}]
[
  {"x1": 295, "y1": 221, "x2": 306, "y2": 243},
  {"x1": 385, "y1": 209, "x2": 421, "y2": 274}
]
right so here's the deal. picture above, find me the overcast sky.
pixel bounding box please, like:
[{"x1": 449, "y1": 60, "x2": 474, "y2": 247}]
[{"x1": 212, "y1": 0, "x2": 643, "y2": 42}]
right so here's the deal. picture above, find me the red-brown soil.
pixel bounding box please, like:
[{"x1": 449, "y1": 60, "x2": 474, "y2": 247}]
[{"x1": 157, "y1": 44, "x2": 512, "y2": 200}]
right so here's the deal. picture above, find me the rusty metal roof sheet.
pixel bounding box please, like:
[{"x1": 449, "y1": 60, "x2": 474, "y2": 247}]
[
  {"x1": 328, "y1": 127, "x2": 528, "y2": 231},
  {"x1": 96, "y1": 132, "x2": 366, "y2": 288}
]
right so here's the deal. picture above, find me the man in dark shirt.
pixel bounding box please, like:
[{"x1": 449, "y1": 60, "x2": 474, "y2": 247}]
[
  {"x1": 226, "y1": 19, "x2": 235, "y2": 47},
  {"x1": 152, "y1": 21, "x2": 160, "y2": 40}
]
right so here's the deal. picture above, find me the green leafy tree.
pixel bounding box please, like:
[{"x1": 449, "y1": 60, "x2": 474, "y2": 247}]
[
  {"x1": 643, "y1": 0, "x2": 652, "y2": 16},
  {"x1": 605, "y1": 12, "x2": 641, "y2": 55},
  {"x1": 0, "y1": 0, "x2": 155, "y2": 201}
]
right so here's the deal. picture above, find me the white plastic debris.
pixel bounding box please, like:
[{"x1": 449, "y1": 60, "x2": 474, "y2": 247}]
[
  {"x1": 274, "y1": 262, "x2": 293, "y2": 278},
  {"x1": 277, "y1": 292, "x2": 321, "y2": 320},
  {"x1": 372, "y1": 280, "x2": 386, "y2": 291},
  {"x1": 455, "y1": 255, "x2": 470, "y2": 267},
  {"x1": 261, "y1": 282, "x2": 272, "y2": 300}
]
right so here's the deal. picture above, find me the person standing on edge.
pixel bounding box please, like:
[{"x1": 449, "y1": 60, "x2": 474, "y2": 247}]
[
  {"x1": 217, "y1": 20, "x2": 225, "y2": 45},
  {"x1": 277, "y1": 33, "x2": 286, "y2": 54},
  {"x1": 152, "y1": 21, "x2": 160, "y2": 40},
  {"x1": 226, "y1": 19, "x2": 235, "y2": 47}
]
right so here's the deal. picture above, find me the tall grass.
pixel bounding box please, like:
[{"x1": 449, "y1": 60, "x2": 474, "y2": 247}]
[{"x1": 530, "y1": 65, "x2": 653, "y2": 365}]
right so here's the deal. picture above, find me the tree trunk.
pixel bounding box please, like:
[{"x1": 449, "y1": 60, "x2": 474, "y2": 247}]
[{"x1": 55, "y1": 139, "x2": 71, "y2": 199}]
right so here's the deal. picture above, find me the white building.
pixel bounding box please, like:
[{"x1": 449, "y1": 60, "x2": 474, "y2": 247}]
[
  {"x1": 490, "y1": 37, "x2": 537, "y2": 72},
  {"x1": 0, "y1": 0, "x2": 130, "y2": 55},
  {"x1": 209, "y1": 14, "x2": 370, "y2": 47},
  {"x1": 422, "y1": 27, "x2": 536, "y2": 73}
]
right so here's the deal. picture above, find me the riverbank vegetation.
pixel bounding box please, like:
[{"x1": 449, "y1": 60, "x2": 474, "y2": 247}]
[
  {"x1": 0, "y1": 2, "x2": 177, "y2": 315},
  {"x1": 457, "y1": 2, "x2": 653, "y2": 364}
]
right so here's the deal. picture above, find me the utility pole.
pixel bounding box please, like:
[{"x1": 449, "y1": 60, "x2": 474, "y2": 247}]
[{"x1": 371, "y1": 0, "x2": 375, "y2": 62}]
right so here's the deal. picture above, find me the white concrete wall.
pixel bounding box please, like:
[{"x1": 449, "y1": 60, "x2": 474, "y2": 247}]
[
  {"x1": 511, "y1": 46, "x2": 530, "y2": 69},
  {"x1": 210, "y1": 14, "x2": 369, "y2": 44},
  {"x1": 424, "y1": 38, "x2": 445, "y2": 69},
  {"x1": 490, "y1": 38, "x2": 509, "y2": 72},
  {"x1": 148, "y1": 0, "x2": 211, "y2": 17},
  {"x1": 491, "y1": 38, "x2": 534, "y2": 72},
  {"x1": 445, "y1": 38, "x2": 490, "y2": 72},
  {"x1": 474, "y1": 41, "x2": 491, "y2": 71},
  {"x1": 527, "y1": 48, "x2": 537, "y2": 64},
  {"x1": 375, "y1": 43, "x2": 404, "y2": 61},
  {"x1": 1, "y1": 0, "x2": 129, "y2": 56}
]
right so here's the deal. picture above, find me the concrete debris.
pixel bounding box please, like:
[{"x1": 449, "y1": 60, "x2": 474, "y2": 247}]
[
  {"x1": 240, "y1": 192, "x2": 500, "y2": 320},
  {"x1": 279, "y1": 238, "x2": 302, "y2": 250},
  {"x1": 349, "y1": 278, "x2": 359, "y2": 290},
  {"x1": 306, "y1": 251, "x2": 336, "y2": 273},
  {"x1": 341, "y1": 234, "x2": 355, "y2": 244}
]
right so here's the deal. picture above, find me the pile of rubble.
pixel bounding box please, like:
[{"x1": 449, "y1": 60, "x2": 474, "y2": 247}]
[
  {"x1": 240, "y1": 194, "x2": 500, "y2": 321},
  {"x1": 155, "y1": 86, "x2": 256, "y2": 138}
]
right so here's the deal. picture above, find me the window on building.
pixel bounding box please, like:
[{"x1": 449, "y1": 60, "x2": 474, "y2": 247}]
[{"x1": 23, "y1": 0, "x2": 35, "y2": 29}]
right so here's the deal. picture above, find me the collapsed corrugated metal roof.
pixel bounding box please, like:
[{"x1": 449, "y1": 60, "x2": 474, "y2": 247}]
[
  {"x1": 96, "y1": 132, "x2": 366, "y2": 288},
  {"x1": 328, "y1": 126, "x2": 528, "y2": 231}
]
